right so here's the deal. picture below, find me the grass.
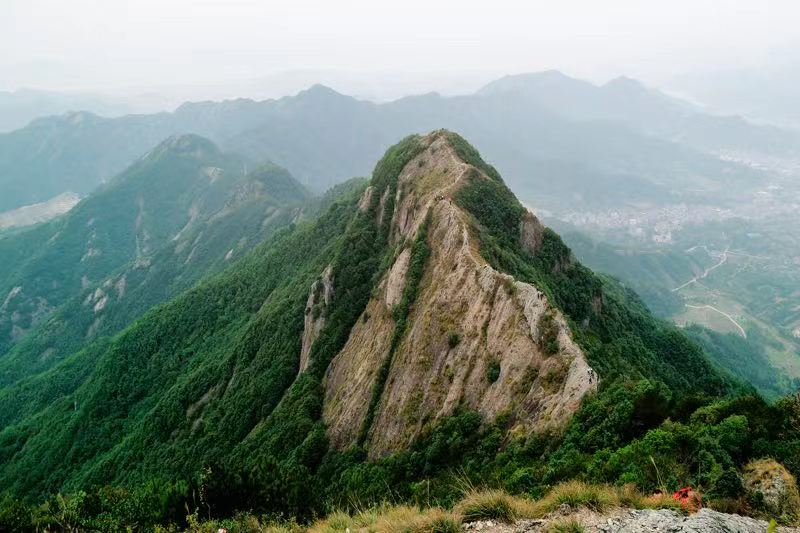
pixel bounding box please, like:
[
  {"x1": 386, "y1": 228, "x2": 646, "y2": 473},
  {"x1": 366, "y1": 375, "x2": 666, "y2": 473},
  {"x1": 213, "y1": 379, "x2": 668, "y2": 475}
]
[
  {"x1": 308, "y1": 504, "x2": 460, "y2": 533},
  {"x1": 455, "y1": 490, "x2": 524, "y2": 522},
  {"x1": 194, "y1": 482, "x2": 687, "y2": 532},
  {"x1": 547, "y1": 519, "x2": 586, "y2": 533},
  {"x1": 177, "y1": 512, "x2": 305, "y2": 532},
  {"x1": 533, "y1": 481, "x2": 618, "y2": 514}
]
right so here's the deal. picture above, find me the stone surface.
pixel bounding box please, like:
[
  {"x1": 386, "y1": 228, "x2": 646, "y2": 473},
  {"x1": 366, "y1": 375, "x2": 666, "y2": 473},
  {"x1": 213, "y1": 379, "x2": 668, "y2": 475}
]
[{"x1": 466, "y1": 508, "x2": 799, "y2": 532}]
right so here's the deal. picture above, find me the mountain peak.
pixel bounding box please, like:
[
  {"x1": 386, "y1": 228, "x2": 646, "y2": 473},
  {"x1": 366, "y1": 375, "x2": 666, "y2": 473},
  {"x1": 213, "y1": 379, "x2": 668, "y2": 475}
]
[
  {"x1": 295, "y1": 83, "x2": 349, "y2": 102},
  {"x1": 602, "y1": 75, "x2": 649, "y2": 93},
  {"x1": 325, "y1": 130, "x2": 598, "y2": 454},
  {"x1": 478, "y1": 70, "x2": 592, "y2": 96},
  {"x1": 149, "y1": 133, "x2": 220, "y2": 160}
]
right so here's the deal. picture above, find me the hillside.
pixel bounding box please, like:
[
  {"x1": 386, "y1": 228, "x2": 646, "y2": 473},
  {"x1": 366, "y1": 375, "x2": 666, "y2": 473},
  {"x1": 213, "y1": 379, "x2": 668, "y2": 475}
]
[
  {"x1": 0, "y1": 135, "x2": 310, "y2": 388},
  {"x1": 6, "y1": 132, "x2": 793, "y2": 531},
  {"x1": 559, "y1": 223, "x2": 800, "y2": 400}
]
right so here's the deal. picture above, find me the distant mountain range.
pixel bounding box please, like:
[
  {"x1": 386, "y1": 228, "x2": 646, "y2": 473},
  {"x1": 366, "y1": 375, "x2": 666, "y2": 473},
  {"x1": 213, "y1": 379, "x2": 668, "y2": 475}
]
[
  {"x1": 0, "y1": 88, "x2": 138, "y2": 133},
  {"x1": 1, "y1": 71, "x2": 795, "y2": 215}
]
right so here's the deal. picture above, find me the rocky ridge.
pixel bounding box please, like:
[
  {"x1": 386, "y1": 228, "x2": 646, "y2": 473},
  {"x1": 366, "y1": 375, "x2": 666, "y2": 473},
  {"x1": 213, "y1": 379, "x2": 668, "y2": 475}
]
[{"x1": 319, "y1": 131, "x2": 598, "y2": 457}]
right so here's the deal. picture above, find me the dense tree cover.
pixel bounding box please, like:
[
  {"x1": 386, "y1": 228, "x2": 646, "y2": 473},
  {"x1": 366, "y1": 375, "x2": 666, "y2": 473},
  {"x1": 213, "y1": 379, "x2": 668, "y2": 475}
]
[
  {"x1": 0, "y1": 134, "x2": 421, "y2": 516},
  {"x1": 686, "y1": 325, "x2": 799, "y2": 400},
  {"x1": 3, "y1": 382, "x2": 797, "y2": 530},
  {"x1": 0, "y1": 140, "x2": 312, "y2": 394},
  {"x1": 0, "y1": 135, "x2": 246, "y2": 366},
  {"x1": 0, "y1": 132, "x2": 794, "y2": 531},
  {"x1": 560, "y1": 228, "x2": 800, "y2": 399}
]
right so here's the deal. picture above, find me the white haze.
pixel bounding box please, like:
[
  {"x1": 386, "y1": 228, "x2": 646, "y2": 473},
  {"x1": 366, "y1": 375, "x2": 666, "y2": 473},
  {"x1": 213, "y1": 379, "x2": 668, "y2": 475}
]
[{"x1": 2, "y1": 0, "x2": 799, "y2": 105}]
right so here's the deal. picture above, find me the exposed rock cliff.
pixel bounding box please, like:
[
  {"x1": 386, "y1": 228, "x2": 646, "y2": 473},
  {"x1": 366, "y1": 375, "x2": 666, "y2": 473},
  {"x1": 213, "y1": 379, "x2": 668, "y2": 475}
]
[
  {"x1": 299, "y1": 265, "x2": 334, "y2": 374},
  {"x1": 323, "y1": 131, "x2": 597, "y2": 457}
]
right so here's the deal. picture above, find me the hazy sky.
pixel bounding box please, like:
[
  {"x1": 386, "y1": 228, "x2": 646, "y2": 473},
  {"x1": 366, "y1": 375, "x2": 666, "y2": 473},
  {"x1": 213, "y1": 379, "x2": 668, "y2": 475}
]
[{"x1": 3, "y1": 0, "x2": 799, "y2": 99}]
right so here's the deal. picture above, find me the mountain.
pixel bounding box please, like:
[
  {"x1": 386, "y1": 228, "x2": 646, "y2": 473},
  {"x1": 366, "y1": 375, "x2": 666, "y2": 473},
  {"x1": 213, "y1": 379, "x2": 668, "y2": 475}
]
[
  {"x1": 0, "y1": 89, "x2": 136, "y2": 133},
  {"x1": 0, "y1": 71, "x2": 786, "y2": 215},
  {"x1": 480, "y1": 71, "x2": 800, "y2": 157},
  {"x1": 0, "y1": 111, "x2": 178, "y2": 212},
  {"x1": 0, "y1": 131, "x2": 740, "y2": 513},
  {"x1": 0, "y1": 134, "x2": 310, "y2": 386},
  {"x1": 559, "y1": 218, "x2": 800, "y2": 400}
]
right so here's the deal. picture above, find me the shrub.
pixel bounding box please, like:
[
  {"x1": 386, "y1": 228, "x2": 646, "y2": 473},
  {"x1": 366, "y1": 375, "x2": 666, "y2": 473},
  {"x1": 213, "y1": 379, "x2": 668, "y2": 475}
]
[
  {"x1": 486, "y1": 359, "x2": 501, "y2": 383},
  {"x1": 710, "y1": 468, "x2": 745, "y2": 499},
  {"x1": 447, "y1": 332, "x2": 461, "y2": 349}
]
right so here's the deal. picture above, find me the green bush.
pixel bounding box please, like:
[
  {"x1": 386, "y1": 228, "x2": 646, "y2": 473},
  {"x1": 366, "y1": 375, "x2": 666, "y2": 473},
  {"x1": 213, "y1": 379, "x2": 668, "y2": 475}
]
[{"x1": 447, "y1": 332, "x2": 461, "y2": 349}]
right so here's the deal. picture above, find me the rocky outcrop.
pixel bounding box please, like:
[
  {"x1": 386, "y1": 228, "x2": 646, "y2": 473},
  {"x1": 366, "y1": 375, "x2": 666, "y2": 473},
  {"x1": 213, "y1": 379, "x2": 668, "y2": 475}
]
[
  {"x1": 323, "y1": 132, "x2": 597, "y2": 457},
  {"x1": 744, "y1": 459, "x2": 800, "y2": 522},
  {"x1": 357, "y1": 185, "x2": 375, "y2": 212},
  {"x1": 299, "y1": 265, "x2": 334, "y2": 374},
  {"x1": 520, "y1": 211, "x2": 544, "y2": 256},
  {"x1": 466, "y1": 508, "x2": 800, "y2": 532},
  {"x1": 384, "y1": 248, "x2": 411, "y2": 307}
]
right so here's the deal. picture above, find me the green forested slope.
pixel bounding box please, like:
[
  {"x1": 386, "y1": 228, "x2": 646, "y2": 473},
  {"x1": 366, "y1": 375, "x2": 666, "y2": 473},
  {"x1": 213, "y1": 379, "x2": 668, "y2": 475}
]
[
  {"x1": 0, "y1": 132, "x2": 795, "y2": 531},
  {"x1": 0, "y1": 136, "x2": 311, "y2": 388}
]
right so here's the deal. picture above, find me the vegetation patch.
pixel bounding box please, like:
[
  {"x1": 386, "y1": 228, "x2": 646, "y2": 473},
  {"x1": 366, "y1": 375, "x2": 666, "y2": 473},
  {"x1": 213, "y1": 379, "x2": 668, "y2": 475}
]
[
  {"x1": 455, "y1": 490, "x2": 534, "y2": 523},
  {"x1": 447, "y1": 331, "x2": 461, "y2": 349},
  {"x1": 539, "y1": 310, "x2": 560, "y2": 356},
  {"x1": 486, "y1": 358, "x2": 501, "y2": 383},
  {"x1": 444, "y1": 131, "x2": 503, "y2": 182},
  {"x1": 547, "y1": 519, "x2": 586, "y2": 533}
]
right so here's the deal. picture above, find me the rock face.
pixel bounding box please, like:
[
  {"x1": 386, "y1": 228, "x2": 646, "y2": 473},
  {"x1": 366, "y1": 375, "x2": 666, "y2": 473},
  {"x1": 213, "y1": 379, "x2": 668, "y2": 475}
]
[
  {"x1": 323, "y1": 132, "x2": 598, "y2": 457},
  {"x1": 744, "y1": 459, "x2": 800, "y2": 522},
  {"x1": 299, "y1": 265, "x2": 334, "y2": 374}
]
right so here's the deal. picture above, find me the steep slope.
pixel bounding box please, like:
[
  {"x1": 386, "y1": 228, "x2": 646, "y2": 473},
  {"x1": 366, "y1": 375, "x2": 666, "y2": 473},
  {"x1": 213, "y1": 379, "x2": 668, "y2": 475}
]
[
  {"x1": 323, "y1": 133, "x2": 597, "y2": 457},
  {"x1": 0, "y1": 131, "x2": 731, "y2": 510},
  {"x1": 0, "y1": 134, "x2": 243, "y2": 356},
  {"x1": 0, "y1": 136, "x2": 309, "y2": 385}
]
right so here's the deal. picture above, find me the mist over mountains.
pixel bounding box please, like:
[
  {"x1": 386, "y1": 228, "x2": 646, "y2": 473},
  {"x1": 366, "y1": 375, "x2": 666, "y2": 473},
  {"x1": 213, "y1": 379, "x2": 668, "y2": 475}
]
[{"x1": 2, "y1": 70, "x2": 795, "y2": 215}]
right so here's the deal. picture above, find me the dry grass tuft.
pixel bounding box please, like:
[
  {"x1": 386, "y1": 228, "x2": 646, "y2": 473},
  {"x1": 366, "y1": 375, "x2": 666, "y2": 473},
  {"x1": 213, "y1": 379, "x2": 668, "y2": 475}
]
[
  {"x1": 534, "y1": 481, "x2": 618, "y2": 514},
  {"x1": 455, "y1": 489, "x2": 538, "y2": 523},
  {"x1": 304, "y1": 482, "x2": 692, "y2": 532},
  {"x1": 546, "y1": 518, "x2": 586, "y2": 533},
  {"x1": 375, "y1": 506, "x2": 461, "y2": 533},
  {"x1": 308, "y1": 504, "x2": 459, "y2": 533}
]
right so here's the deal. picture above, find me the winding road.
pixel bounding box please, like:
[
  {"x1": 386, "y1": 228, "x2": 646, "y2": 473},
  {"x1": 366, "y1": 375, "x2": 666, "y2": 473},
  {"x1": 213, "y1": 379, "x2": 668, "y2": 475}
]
[{"x1": 685, "y1": 304, "x2": 747, "y2": 338}]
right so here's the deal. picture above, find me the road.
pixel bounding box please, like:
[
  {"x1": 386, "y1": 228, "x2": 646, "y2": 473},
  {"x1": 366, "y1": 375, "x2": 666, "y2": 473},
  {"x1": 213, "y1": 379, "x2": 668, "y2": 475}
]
[
  {"x1": 672, "y1": 246, "x2": 730, "y2": 292},
  {"x1": 685, "y1": 304, "x2": 747, "y2": 338}
]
